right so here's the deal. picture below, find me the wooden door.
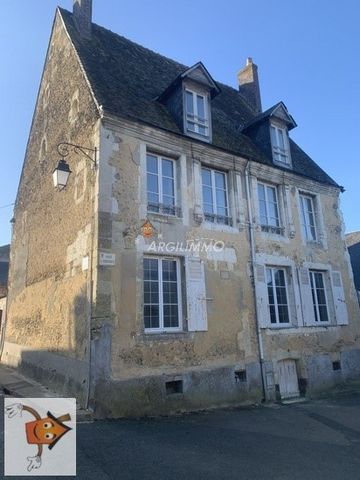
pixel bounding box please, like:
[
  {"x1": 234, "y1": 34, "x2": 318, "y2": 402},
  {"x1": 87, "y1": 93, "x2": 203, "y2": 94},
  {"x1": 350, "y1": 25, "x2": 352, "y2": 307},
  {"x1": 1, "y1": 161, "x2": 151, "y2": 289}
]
[{"x1": 278, "y1": 359, "x2": 299, "y2": 399}]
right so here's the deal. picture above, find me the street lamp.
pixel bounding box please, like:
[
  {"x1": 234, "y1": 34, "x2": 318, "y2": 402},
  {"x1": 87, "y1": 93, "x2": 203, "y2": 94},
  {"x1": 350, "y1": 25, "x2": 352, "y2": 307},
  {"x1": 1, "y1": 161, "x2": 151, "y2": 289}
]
[
  {"x1": 53, "y1": 159, "x2": 72, "y2": 189},
  {"x1": 53, "y1": 142, "x2": 97, "y2": 190}
]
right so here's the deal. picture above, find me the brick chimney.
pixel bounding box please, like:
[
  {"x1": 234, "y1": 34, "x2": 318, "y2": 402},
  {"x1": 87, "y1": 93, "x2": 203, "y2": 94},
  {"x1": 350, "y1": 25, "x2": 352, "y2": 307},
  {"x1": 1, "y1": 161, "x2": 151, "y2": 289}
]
[
  {"x1": 73, "y1": 0, "x2": 92, "y2": 38},
  {"x1": 237, "y1": 58, "x2": 262, "y2": 114}
]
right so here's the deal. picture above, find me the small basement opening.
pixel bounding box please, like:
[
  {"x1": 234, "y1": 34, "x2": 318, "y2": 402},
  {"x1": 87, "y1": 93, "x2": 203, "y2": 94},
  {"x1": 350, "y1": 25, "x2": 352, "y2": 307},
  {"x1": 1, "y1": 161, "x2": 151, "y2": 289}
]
[
  {"x1": 234, "y1": 370, "x2": 247, "y2": 382},
  {"x1": 332, "y1": 361, "x2": 341, "y2": 371},
  {"x1": 165, "y1": 380, "x2": 183, "y2": 395}
]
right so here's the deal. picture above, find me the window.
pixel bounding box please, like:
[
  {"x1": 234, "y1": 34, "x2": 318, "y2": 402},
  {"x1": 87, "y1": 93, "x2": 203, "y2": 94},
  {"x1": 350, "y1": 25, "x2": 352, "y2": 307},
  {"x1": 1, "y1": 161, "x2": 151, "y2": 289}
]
[
  {"x1": 266, "y1": 267, "x2": 290, "y2": 324},
  {"x1": 309, "y1": 271, "x2": 329, "y2": 323},
  {"x1": 270, "y1": 125, "x2": 290, "y2": 165},
  {"x1": 185, "y1": 90, "x2": 209, "y2": 136},
  {"x1": 300, "y1": 194, "x2": 317, "y2": 242},
  {"x1": 258, "y1": 183, "x2": 282, "y2": 234},
  {"x1": 146, "y1": 153, "x2": 179, "y2": 216},
  {"x1": 143, "y1": 257, "x2": 182, "y2": 332},
  {"x1": 201, "y1": 167, "x2": 231, "y2": 225}
]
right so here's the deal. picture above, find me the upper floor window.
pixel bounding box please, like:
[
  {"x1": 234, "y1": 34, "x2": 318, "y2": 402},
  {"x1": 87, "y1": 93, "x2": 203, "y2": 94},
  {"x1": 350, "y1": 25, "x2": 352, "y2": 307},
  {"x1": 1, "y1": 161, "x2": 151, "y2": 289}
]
[
  {"x1": 266, "y1": 267, "x2": 290, "y2": 324},
  {"x1": 299, "y1": 194, "x2": 317, "y2": 242},
  {"x1": 201, "y1": 167, "x2": 231, "y2": 225},
  {"x1": 258, "y1": 182, "x2": 282, "y2": 234},
  {"x1": 270, "y1": 124, "x2": 290, "y2": 165},
  {"x1": 309, "y1": 270, "x2": 329, "y2": 323},
  {"x1": 185, "y1": 90, "x2": 209, "y2": 137},
  {"x1": 146, "y1": 153, "x2": 180, "y2": 216}
]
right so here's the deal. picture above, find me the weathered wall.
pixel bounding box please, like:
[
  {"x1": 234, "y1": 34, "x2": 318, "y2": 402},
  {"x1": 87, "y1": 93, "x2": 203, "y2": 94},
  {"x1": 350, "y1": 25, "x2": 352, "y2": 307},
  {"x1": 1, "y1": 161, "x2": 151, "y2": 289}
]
[
  {"x1": 2, "y1": 11, "x2": 100, "y2": 404},
  {"x1": 91, "y1": 115, "x2": 360, "y2": 415}
]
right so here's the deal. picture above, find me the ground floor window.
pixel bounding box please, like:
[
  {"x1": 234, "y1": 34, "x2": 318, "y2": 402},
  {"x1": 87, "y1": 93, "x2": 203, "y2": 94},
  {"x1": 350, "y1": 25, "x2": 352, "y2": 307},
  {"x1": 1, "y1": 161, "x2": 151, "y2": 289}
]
[
  {"x1": 309, "y1": 270, "x2": 329, "y2": 322},
  {"x1": 266, "y1": 267, "x2": 290, "y2": 324},
  {"x1": 143, "y1": 257, "x2": 182, "y2": 332}
]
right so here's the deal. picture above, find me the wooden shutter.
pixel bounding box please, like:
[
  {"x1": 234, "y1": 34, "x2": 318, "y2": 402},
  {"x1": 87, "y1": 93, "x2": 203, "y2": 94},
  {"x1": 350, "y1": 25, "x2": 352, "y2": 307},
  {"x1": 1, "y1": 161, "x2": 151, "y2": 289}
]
[
  {"x1": 331, "y1": 270, "x2": 349, "y2": 325},
  {"x1": 298, "y1": 267, "x2": 316, "y2": 326},
  {"x1": 255, "y1": 264, "x2": 270, "y2": 328},
  {"x1": 185, "y1": 257, "x2": 208, "y2": 331}
]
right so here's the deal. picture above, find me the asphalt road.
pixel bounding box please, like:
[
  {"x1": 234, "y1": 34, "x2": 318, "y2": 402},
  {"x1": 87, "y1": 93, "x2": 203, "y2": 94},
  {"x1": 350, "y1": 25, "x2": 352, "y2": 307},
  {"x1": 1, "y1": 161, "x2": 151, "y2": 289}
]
[{"x1": 1, "y1": 393, "x2": 360, "y2": 479}]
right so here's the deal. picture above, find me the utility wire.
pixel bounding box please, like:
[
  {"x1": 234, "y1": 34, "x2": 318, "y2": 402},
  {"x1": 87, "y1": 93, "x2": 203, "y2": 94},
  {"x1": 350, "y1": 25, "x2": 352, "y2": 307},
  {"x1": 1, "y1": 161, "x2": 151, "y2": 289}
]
[{"x1": 0, "y1": 203, "x2": 14, "y2": 209}]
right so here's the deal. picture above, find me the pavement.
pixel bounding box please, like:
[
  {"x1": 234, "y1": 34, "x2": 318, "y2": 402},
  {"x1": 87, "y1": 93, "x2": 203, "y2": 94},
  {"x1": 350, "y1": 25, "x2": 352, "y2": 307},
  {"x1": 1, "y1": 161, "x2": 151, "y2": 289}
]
[{"x1": 1, "y1": 365, "x2": 360, "y2": 479}]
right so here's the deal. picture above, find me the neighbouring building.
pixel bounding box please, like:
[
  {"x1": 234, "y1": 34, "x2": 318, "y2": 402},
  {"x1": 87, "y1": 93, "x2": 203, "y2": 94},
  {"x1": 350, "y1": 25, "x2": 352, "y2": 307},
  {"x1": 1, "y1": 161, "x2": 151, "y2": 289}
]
[
  {"x1": 2, "y1": 1, "x2": 360, "y2": 417},
  {"x1": 346, "y1": 232, "x2": 360, "y2": 301}
]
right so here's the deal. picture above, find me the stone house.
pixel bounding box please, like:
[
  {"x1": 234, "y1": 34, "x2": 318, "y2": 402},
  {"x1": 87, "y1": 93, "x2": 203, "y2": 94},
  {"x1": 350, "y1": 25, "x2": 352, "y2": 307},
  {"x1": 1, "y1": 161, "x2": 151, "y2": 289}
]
[{"x1": 2, "y1": 0, "x2": 360, "y2": 417}]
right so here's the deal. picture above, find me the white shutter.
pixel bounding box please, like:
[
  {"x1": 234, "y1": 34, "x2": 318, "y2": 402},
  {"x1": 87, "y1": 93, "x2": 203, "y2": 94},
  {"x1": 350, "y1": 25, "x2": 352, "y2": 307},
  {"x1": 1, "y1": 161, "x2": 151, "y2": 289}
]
[
  {"x1": 255, "y1": 264, "x2": 270, "y2": 328},
  {"x1": 298, "y1": 267, "x2": 316, "y2": 326},
  {"x1": 185, "y1": 257, "x2": 208, "y2": 331},
  {"x1": 331, "y1": 270, "x2": 349, "y2": 325}
]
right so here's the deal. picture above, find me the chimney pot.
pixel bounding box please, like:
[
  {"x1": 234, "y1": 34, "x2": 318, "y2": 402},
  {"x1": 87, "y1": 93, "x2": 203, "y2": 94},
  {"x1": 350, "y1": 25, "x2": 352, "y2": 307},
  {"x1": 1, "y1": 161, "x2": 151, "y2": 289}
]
[
  {"x1": 237, "y1": 58, "x2": 262, "y2": 114},
  {"x1": 73, "y1": 0, "x2": 92, "y2": 38}
]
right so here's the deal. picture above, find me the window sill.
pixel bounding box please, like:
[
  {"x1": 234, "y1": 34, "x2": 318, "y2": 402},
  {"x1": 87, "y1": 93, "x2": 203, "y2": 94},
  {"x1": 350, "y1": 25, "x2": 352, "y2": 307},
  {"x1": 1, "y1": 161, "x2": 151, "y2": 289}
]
[
  {"x1": 258, "y1": 225, "x2": 289, "y2": 243},
  {"x1": 185, "y1": 130, "x2": 211, "y2": 143},
  {"x1": 199, "y1": 220, "x2": 239, "y2": 234},
  {"x1": 147, "y1": 211, "x2": 183, "y2": 224},
  {"x1": 136, "y1": 331, "x2": 193, "y2": 342}
]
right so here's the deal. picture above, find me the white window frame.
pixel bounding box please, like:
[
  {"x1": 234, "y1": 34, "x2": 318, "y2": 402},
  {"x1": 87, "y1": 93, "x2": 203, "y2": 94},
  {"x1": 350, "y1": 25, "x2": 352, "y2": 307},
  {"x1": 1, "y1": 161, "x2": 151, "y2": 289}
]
[
  {"x1": 146, "y1": 153, "x2": 178, "y2": 216},
  {"x1": 299, "y1": 193, "x2": 317, "y2": 242},
  {"x1": 143, "y1": 256, "x2": 183, "y2": 333},
  {"x1": 309, "y1": 270, "x2": 330, "y2": 324},
  {"x1": 185, "y1": 89, "x2": 209, "y2": 137},
  {"x1": 257, "y1": 182, "x2": 282, "y2": 234},
  {"x1": 270, "y1": 123, "x2": 291, "y2": 165},
  {"x1": 266, "y1": 266, "x2": 291, "y2": 325},
  {"x1": 201, "y1": 166, "x2": 231, "y2": 225}
]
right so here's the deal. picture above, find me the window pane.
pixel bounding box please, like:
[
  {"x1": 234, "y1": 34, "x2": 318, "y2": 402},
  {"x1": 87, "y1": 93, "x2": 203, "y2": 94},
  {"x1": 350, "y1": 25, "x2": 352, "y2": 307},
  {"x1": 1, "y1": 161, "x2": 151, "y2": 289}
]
[
  {"x1": 144, "y1": 305, "x2": 159, "y2": 329},
  {"x1": 259, "y1": 200, "x2": 267, "y2": 225},
  {"x1": 216, "y1": 189, "x2": 227, "y2": 209},
  {"x1": 162, "y1": 159, "x2": 174, "y2": 178},
  {"x1": 197, "y1": 95, "x2": 205, "y2": 119},
  {"x1": 146, "y1": 155, "x2": 158, "y2": 174},
  {"x1": 202, "y1": 169, "x2": 212, "y2": 186},
  {"x1": 147, "y1": 173, "x2": 158, "y2": 193},
  {"x1": 318, "y1": 306, "x2": 329, "y2": 322},
  {"x1": 147, "y1": 192, "x2": 159, "y2": 206},
  {"x1": 266, "y1": 186, "x2": 277, "y2": 204},
  {"x1": 274, "y1": 269, "x2": 285, "y2": 287},
  {"x1": 270, "y1": 126, "x2": 277, "y2": 147},
  {"x1": 187, "y1": 121, "x2": 195, "y2": 131},
  {"x1": 162, "y1": 260, "x2": 177, "y2": 281},
  {"x1": 186, "y1": 91, "x2": 194, "y2": 115},
  {"x1": 258, "y1": 184, "x2": 266, "y2": 201},
  {"x1": 215, "y1": 172, "x2": 226, "y2": 189},
  {"x1": 269, "y1": 305, "x2": 277, "y2": 324},
  {"x1": 198, "y1": 125, "x2": 207, "y2": 136},
  {"x1": 144, "y1": 258, "x2": 158, "y2": 280},
  {"x1": 278, "y1": 305, "x2": 289, "y2": 323},
  {"x1": 202, "y1": 186, "x2": 213, "y2": 207},
  {"x1": 278, "y1": 129, "x2": 285, "y2": 149},
  {"x1": 162, "y1": 177, "x2": 174, "y2": 197}
]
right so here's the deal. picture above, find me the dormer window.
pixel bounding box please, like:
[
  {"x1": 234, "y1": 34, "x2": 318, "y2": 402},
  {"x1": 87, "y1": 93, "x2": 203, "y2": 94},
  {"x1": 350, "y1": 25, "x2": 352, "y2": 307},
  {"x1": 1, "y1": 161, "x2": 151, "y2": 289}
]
[
  {"x1": 185, "y1": 90, "x2": 209, "y2": 137},
  {"x1": 270, "y1": 124, "x2": 291, "y2": 165}
]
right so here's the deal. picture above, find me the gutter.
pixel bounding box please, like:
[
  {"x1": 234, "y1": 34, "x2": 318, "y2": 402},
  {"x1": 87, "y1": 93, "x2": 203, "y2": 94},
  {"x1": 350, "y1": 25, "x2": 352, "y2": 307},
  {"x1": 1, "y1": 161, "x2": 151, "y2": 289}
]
[{"x1": 244, "y1": 162, "x2": 267, "y2": 402}]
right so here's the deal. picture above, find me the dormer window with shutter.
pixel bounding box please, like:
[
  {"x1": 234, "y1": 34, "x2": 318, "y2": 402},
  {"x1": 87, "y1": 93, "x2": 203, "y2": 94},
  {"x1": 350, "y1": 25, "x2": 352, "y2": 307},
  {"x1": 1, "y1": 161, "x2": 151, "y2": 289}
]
[{"x1": 157, "y1": 62, "x2": 220, "y2": 144}]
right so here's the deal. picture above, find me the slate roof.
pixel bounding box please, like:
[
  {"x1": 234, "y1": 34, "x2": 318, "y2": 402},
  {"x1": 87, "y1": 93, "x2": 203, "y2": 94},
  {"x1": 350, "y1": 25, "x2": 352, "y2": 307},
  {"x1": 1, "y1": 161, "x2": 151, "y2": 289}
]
[
  {"x1": 348, "y1": 242, "x2": 360, "y2": 291},
  {"x1": 59, "y1": 8, "x2": 340, "y2": 189}
]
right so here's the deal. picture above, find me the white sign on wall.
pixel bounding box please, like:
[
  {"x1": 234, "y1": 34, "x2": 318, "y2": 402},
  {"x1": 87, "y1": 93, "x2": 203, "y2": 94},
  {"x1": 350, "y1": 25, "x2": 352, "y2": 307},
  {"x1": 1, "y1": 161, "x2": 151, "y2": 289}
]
[{"x1": 99, "y1": 252, "x2": 116, "y2": 266}]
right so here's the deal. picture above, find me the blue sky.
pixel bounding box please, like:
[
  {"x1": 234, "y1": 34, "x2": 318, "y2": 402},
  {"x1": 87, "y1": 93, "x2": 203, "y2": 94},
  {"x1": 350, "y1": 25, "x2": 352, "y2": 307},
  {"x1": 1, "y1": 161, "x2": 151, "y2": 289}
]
[{"x1": 1, "y1": 0, "x2": 359, "y2": 245}]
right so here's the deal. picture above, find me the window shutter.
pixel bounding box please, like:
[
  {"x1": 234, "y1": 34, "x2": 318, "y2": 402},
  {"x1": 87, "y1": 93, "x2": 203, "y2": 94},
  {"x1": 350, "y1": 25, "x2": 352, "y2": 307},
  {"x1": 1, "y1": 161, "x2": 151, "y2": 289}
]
[
  {"x1": 298, "y1": 267, "x2": 315, "y2": 326},
  {"x1": 331, "y1": 270, "x2": 349, "y2": 325},
  {"x1": 255, "y1": 264, "x2": 270, "y2": 328},
  {"x1": 185, "y1": 257, "x2": 208, "y2": 331}
]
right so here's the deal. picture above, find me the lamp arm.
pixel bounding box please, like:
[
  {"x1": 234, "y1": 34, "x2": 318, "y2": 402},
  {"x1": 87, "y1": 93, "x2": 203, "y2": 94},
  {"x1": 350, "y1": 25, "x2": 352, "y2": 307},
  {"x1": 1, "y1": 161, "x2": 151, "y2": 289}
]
[{"x1": 57, "y1": 142, "x2": 97, "y2": 166}]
